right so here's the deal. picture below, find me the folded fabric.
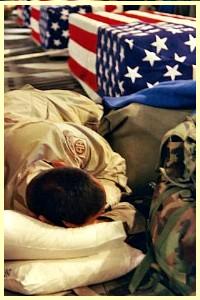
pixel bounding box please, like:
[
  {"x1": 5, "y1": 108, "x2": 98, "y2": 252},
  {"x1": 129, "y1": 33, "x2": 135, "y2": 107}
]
[{"x1": 103, "y1": 80, "x2": 196, "y2": 110}]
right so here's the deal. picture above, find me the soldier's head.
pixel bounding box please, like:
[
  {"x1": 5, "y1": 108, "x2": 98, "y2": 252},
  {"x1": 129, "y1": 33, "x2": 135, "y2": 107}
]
[{"x1": 26, "y1": 167, "x2": 106, "y2": 227}]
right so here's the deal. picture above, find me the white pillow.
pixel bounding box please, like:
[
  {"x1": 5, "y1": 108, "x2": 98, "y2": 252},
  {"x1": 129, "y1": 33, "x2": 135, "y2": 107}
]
[
  {"x1": 4, "y1": 243, "x2": 145, "y2": 295},
  {"x1": 4, "y1": 210, "x2": 126, "y2": 260}
]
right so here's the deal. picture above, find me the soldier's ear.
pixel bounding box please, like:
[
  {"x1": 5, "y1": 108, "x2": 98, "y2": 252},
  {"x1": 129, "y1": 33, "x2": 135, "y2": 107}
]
[
  {"x1": 38, "y1": 215, "x2": 53, "y2": 225},
  {"x1": 27, "y1": 210, "x2": 52, "y2": 224},
  {"x1": 51, "y1": 160, "x2": 67, "y2": 168},
  {"x1": 27, "y1": 209, "x2": 38, "y2": 219},
  {"x1": 62, "y1": 220, "x2": 78, "y2": 228}
]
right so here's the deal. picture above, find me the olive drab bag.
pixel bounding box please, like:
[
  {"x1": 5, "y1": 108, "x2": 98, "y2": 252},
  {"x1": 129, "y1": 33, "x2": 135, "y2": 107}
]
[{"x1": 129, "y1": 115, "x2": 196, "y2": 296}]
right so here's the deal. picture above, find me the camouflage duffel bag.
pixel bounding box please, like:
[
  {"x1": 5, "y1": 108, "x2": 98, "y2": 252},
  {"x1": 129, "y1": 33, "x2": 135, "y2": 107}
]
[{"x1": 129, "y1": 115, "x2": 196, "y2": 296}]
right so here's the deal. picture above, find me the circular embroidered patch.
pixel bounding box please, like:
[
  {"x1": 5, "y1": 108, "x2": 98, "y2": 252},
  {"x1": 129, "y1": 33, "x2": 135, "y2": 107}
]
[{"x1": 74, "y1": 139, "x2": 86, "y2": 155}]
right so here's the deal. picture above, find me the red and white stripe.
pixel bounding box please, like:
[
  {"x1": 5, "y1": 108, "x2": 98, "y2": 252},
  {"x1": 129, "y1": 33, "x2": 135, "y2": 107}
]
[
  {"x1": 93, "y1": 4, "x2": 123, "y2": 13},
  {"x1": 30, "y1": 6, "x2": 41, "y2": 45},
  {"x1": 68, "y1": 10, "x2": 196, "y2": 101},
  {"x1": 151, "y1": 10, "x2": 196, "y2": 22},
  {"x1": 124, "y1": 10, "x2": 196, "y2": 27}
]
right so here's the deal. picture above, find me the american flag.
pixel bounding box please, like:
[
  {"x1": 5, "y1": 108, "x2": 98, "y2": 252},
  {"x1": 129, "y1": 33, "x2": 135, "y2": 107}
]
[
  {"x1": 30, "y1": 5, "x2": 123, "y2": 49},
  {"x1": 17, "y1": 5, "x2": 31, "y2": 27},
  {"x1": 30, "y1": 6, "x2": 41, "y2": 45},
  {"x1": 17, "y1": 6, "x2": 24, "y2": 26},
  {"x1": 23, "y1": 5, "x2": 31, "y2": 27},
  {"x1": 68, "y1": 10, "x2": 196, "y2": 102},
  {"x1": 39, "y1": 6, "x2": 96, "y2": 50}
]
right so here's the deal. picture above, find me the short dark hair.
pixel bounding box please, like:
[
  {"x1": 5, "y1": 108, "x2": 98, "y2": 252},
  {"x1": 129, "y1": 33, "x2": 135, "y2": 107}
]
[{"x1": 26, "y1": 167, "x2": 106, "y2": 227}]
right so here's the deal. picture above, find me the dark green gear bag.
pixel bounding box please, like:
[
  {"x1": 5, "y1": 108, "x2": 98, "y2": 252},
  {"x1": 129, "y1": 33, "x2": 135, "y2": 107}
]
[{"x1": 129, "y1": 115, "x2": 196, "y2": 296}]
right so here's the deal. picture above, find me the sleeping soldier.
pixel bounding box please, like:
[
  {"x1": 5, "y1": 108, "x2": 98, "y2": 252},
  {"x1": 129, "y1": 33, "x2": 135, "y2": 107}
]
[{"x1": 5, "y1": 85, "x2": 145, "y2": 233}]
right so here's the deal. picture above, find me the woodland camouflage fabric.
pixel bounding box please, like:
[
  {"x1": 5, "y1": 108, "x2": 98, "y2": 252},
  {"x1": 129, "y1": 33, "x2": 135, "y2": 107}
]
[
  {"x1": 150, "y1": 115, "x2": 196, "y2": 294},
  {"x1": 129, "y1": 115, "x2": 196, "y2": 296}
]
